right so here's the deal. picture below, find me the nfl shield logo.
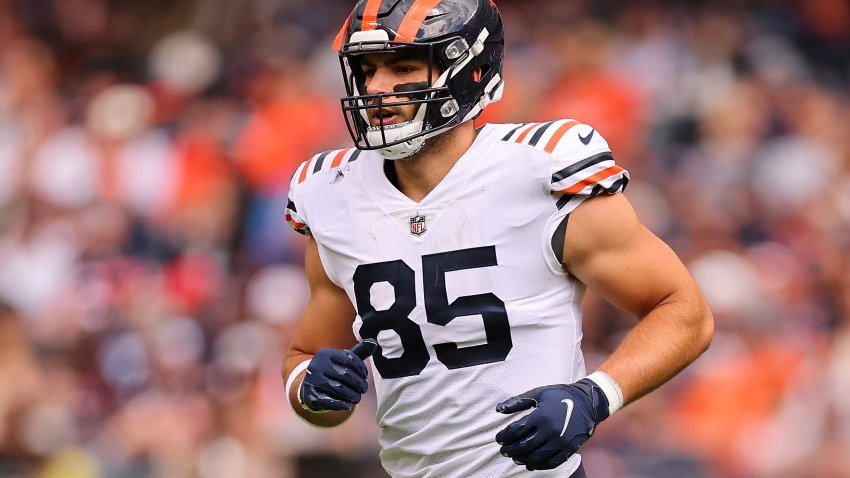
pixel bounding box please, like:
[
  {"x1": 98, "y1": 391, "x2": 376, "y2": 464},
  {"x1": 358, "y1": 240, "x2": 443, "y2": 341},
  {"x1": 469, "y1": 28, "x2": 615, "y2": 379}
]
[{"x1": 409, "y1": 214, "x2": 427, "y2": 236}]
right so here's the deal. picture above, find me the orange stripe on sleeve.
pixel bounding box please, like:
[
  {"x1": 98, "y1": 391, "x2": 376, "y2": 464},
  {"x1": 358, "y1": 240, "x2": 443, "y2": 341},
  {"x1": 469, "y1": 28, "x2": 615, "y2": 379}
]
[
  {"x1": 285, "y1": 213, "x2": 306, "y2": 229},
  {"x1": 558, "y1": 165, "x2": 624, "y2": 194},
  {"x1": 297, "y1": 159, "x2": 313, "y2": 184},
  {"x1": 330, "y1": 149, "x2": 351, "y2": 169},
  {"x1": 395, "y1": 0, "x2": 443, "y2": 42},
  {"x1": 362, "y1": 0, "x2": 383, "y2": 31},
  {"x1": 513, "y1": 123, "x2": 540, "y2": 144},
  {"x1": 543, "y1": 120, "x2": 580, "y2": 153}
]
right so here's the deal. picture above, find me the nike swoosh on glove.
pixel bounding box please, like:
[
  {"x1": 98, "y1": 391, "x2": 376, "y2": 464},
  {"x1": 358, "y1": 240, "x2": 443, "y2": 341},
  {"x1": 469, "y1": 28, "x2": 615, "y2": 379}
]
[
  {"x1": 299, "y1": 340, "x2": 378, "y2": 412},
  {"x1": 495, "y1": 379, "x2": 610, "y2": 471}
]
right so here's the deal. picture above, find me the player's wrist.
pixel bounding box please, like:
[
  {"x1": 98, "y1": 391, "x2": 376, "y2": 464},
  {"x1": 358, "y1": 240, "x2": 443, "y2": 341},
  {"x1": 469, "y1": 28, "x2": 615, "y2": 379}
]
[
  {"x1": 286, "y1": 359, "x2": 330, "y2": 414},
  {"x1": 585, "y1": 371, "x2": 624, "y2": 417}
]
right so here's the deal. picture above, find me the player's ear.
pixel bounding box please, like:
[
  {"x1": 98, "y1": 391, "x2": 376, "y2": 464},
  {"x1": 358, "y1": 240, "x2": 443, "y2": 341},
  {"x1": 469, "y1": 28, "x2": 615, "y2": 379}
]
[{"x1": 471, "y1": 67, "x2": 482, "y2": 83}]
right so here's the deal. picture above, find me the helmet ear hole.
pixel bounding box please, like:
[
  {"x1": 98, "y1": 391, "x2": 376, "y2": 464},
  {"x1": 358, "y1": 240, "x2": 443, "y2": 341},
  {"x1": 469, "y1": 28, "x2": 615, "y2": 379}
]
[{"x1": 471, "y1": 67, "x2": 483, "y2": 83}]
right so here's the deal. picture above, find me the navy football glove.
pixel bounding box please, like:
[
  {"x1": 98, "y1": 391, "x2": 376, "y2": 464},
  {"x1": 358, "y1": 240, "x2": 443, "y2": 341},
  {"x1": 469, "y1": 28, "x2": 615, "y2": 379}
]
[
  {"x1": 495, "y1": 379, "x2": 610, "y2": 471},
  {"x1": 299, "y1": 340, "x2": 378, "y2": 413}
]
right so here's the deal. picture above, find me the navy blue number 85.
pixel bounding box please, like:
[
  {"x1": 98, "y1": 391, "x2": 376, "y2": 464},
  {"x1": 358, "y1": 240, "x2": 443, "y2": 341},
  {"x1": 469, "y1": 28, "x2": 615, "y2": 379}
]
[{"x1": 353, "y1": 246, "x2": 512, "y2": 379}]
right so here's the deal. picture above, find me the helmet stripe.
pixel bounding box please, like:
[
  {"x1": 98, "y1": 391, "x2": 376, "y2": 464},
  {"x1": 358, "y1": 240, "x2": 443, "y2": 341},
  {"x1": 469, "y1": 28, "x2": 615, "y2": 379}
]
[
  {"x1": 395, "y1": 0, "x2": 443, "y2": 42},
  {"x1": 362, "y1": 0, "x2": 383, "y2": 31},
  {"x1": 332, "y1": 12, "x2": 353, "y2": 50}
]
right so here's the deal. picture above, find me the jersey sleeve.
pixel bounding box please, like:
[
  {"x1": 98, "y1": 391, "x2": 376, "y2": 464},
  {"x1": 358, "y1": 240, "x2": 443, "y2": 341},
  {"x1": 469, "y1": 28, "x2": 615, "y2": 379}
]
[
  {"x1": 285, "y1": 160, "x2": 311, "y2": 235},
  {"x1": 546, "y1": 120, "x2": 629, "y2": 214},
  {"x1": 284, "y1": 148, "x2": 364, "y2": 235}
]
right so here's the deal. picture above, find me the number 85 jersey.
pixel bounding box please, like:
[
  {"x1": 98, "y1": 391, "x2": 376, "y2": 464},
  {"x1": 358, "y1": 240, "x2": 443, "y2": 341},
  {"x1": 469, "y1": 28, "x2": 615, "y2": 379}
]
[{"x1": 286, "y1": 121, "x2": 628, "y2": 478}]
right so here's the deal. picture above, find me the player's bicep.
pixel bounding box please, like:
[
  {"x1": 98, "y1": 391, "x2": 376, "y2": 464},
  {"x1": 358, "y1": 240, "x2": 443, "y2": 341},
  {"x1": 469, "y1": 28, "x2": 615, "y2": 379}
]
[
  {"x1": 288, "y1": 237, "x2": 358, "y2": 357},
  {"x1": 562, "y1": 194, "x2": 696, "y2": 319}
]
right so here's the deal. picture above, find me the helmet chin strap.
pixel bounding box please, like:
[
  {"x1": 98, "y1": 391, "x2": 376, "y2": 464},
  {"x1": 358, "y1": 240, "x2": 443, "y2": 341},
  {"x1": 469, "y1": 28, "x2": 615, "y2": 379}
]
[
  {"x1": 373, "y1": 117, "x2": 463, "y2": 161},
  {"x1": 368, "y1": 121, "x2": 427, "y2": 160},
  {"x1": 369, "y1": 70, "x2": 456, "y2": 160},
  {"x1": 354, "y1": 28, "x2": 495, "y2": 160},
  {"x1": 367, "y1": 81, "x2": 432, "y2": 160}
]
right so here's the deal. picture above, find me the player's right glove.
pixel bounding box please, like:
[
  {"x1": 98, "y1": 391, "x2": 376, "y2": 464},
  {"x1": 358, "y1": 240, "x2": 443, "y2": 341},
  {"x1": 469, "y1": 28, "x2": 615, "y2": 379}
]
[
  {"x1": 298, "y1": 340, "x2": 378, "y2": 413},
  {"x1": 495, "y1": 378, "x2": 611, "y2": 471}
]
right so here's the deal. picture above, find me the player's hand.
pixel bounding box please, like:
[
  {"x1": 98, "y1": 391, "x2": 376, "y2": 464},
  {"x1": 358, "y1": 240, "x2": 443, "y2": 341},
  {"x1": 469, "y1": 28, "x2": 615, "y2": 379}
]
[
  {"x1": 495, "y1": 379, "x2": 610, "y2": 471},
  {"x1": 299, "y1": 340, "x2": 378, "y2": 413}
]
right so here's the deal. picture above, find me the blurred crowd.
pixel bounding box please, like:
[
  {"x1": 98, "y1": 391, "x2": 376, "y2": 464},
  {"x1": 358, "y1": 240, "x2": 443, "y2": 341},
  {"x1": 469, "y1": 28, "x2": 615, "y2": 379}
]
[{"x1": 0, "y1": 0, "x2": 848, "y2": 477}]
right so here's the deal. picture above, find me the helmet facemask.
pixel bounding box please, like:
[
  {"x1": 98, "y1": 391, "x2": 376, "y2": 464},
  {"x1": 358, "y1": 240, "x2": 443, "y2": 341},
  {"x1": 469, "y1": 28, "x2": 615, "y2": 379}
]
[{"x1": 339, "y1": 25, "x2": 504, "y2": 160}]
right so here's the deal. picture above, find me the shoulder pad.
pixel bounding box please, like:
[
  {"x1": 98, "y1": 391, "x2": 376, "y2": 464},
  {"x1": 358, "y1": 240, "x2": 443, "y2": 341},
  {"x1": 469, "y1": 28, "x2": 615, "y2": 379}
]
[
  {"x1": 499, "y1": 119, "x2": 592, "y2": 153},
  {"x1": 291, "y1": 148, "x2": 363, "y2": 187},
  {"x1": 503, "y1": 120, "x2": 629, "y2": 212},
  {"x1": 286, "y1": 148, "x2": 364, "y2": 235}
]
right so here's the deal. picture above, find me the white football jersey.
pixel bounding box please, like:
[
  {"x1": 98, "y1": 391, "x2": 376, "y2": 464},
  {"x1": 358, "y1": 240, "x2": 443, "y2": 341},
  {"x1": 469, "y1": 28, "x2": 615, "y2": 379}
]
[{"x1": 286, "y1": 120, "x2": 629, "y2": 478}]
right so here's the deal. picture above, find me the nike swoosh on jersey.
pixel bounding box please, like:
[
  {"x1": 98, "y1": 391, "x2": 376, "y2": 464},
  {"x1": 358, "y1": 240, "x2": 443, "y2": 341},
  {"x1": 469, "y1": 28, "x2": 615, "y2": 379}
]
[
  {"x1": 560, "y1": 398, "x2": 574, "y2": 437},
  {"x1": 578, "y1": 129, "x2": 595, "y2": 145}
]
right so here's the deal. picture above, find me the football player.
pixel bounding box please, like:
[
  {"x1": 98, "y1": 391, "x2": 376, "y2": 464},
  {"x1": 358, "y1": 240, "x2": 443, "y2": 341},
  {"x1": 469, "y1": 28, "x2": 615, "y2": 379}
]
[{"x1": 282, "y1": 0, "x2": 714, "y2": 476}]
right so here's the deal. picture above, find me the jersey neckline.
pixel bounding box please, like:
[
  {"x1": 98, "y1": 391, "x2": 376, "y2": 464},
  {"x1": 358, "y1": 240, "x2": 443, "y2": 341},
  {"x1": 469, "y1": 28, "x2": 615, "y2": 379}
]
[{"x1": 359, "y1": 123, "x2": 499, "y2": 213}]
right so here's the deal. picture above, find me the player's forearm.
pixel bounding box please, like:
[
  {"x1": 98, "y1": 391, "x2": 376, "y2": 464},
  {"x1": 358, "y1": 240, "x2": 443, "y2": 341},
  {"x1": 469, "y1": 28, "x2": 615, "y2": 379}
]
[
  {"x1": 597, "y1": 285, "x2": 713, "y2": 406},
  {"x1": 282, "y1": 353, "x2": 354, "y2": 427}
]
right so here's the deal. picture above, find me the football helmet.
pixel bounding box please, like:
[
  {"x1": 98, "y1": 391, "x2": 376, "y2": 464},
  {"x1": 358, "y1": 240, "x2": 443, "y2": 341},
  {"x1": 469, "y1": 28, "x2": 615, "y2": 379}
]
[{"x1": 334, "y1": 0, "x2": 505, "y2": 159}]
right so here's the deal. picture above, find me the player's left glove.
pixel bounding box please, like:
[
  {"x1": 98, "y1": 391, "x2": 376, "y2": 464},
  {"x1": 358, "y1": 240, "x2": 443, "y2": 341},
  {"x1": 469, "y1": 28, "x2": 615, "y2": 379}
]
[{"x1": 495, "y1": 378, "x2": 611, "y2": 471}]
